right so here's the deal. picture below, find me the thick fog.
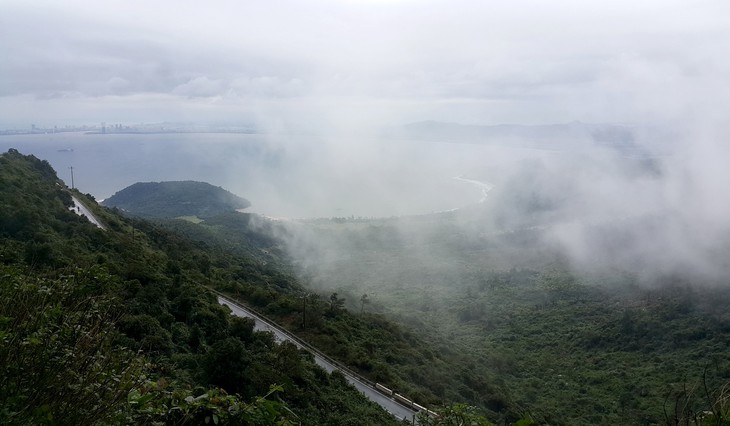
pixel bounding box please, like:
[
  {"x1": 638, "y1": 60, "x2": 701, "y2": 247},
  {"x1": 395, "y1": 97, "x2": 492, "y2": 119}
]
[
  {"x1": 3, "y1": 0, "x2": 730, "y2": 284},
  {"x1": 269, "y1": 120, "x2": 730, "y2": 294}
]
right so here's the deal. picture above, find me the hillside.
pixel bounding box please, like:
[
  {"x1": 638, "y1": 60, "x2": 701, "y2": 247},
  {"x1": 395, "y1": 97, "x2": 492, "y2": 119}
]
[
  {"x1": 0, "y1": 149, "x2": 408, "y2": 425},
  {"x1": 6, "y1": 147, "x2": 728, "y2": 425},
  {"x1": 103, "y1": 180, "x2": 250, "y2": 218},
  {"x1": 160, "y1": 203, "x2": 730, "y2": 424},
  {"x1": 282, "y1": 214, "x2": 730, "y2": 424}
]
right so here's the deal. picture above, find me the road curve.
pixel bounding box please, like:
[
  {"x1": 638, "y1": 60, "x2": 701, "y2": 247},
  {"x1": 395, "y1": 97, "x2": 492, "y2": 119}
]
[{"x1": 215, "y1": 292, "x2": 420, "y2": 423}]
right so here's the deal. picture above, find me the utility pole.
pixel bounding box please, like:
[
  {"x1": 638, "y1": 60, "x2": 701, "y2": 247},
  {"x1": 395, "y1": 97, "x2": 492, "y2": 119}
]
[
  {"x1": 68, "y1": 166, "x2": 74, "y2": 189},
  {"x1": 360, "y1": 293, "x2": 369, "y2": 315},
  {"x1": 302, "y1": 294, "x2": 307, "y2": 330}
]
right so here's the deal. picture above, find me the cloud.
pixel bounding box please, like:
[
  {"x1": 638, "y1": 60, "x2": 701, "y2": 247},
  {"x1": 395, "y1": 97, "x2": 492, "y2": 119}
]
[
  {"x1": 229, "y1": 76, "x2": 305, "y2": 98},
  {"x1": 172, "y1": 76, "x2": 224, "y2": 98},
  {"x1": 2, "y1": 0, "x2": 729, "y2": 284},
  {"x1": 1, "y1": 0, "x2": 729, "y2": 126}
]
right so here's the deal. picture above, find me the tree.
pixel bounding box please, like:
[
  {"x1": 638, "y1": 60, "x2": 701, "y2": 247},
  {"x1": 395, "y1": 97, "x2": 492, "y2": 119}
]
[
  {"x1": 204, "y1": 338, "x2": 250, "y2": 395},
  {"x1": 360, "y1": 293, "x2": 370, "y2": 315},
  {"x1": 417, "y1": 403, "x2": 495, "y2": 426},
  {"x1": 329, "y1": 292, "x2": 345, "y2": 314},
  {"x1": 128, "y1": 383, "x2": 298, "y2": 425},
  {"x1": 0, "y1": 267, "x2": 144, "y2": 425}
]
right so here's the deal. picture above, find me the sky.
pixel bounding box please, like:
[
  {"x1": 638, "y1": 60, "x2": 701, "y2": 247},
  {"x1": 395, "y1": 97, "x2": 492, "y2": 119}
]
[{"x1": 2, "y1": 0, "x2": 730, "y2": 130}]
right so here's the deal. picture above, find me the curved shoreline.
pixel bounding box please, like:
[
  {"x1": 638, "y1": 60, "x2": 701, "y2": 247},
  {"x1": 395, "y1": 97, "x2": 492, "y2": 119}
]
[{"x1": 452, "y1": 175, "x2": 494, "y2": 203}]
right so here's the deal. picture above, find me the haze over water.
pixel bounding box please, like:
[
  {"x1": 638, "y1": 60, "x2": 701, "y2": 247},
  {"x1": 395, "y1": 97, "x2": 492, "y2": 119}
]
[{"x1": 0, "y1": 132, "x2": 507, "y2": 218}]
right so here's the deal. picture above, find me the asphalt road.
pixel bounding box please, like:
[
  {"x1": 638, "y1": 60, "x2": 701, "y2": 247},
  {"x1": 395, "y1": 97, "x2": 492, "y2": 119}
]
[
  {"x1": 217, "y1": 295, "x2": 420, "y2": 423},
  {"x1": 70, "y1": 195, "x2": 106, "y2": 230}
]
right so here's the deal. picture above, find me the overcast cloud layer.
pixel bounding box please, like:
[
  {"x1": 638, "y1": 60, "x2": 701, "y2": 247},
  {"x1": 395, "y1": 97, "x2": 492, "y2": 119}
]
[{"x1": 2, "y1": 0, "x2": 729, "y2": 128}]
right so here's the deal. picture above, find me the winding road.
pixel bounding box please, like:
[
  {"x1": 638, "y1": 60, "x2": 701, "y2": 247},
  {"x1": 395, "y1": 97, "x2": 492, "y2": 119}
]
[{"x1": 215, "y1": 292, "x2": 421, "y2": 423}]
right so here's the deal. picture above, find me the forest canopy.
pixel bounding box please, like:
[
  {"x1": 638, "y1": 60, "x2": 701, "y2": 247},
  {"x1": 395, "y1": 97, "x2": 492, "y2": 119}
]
[{"x1": 103, "y1": 180, "x2": 250, "y2": 218}]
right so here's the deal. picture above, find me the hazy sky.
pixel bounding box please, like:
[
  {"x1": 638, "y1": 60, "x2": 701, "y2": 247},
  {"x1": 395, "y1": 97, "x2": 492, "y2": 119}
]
[{"x1": 2, "y1": 0, "x2": 729, "y2": 129}]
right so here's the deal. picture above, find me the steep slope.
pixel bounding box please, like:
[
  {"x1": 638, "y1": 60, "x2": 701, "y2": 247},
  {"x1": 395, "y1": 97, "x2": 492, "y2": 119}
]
[{"x1": 0, "y1": 149, "x2": 403, "y2": 425}]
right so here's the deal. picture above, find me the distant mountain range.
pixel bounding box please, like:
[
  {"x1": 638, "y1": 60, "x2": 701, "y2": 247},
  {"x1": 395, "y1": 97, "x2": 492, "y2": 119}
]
[
  {"x1": 103, "y1": 181, "x2": 250, "y2": 218},
  {"x1": 387, "y1": 120, "x2": 640, "y2": 153}
]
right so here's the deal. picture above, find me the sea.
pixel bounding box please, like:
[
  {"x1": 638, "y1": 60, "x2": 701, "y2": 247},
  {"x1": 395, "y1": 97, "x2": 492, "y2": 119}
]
[{"x1": 0, "y1": 132, "x2": 521, "y2": 218}]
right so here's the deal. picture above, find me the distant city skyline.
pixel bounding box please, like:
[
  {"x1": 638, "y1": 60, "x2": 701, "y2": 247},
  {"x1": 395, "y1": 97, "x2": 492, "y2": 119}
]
[{"x1": 0, "y1": 121, "x2": 257, "y2": 134}]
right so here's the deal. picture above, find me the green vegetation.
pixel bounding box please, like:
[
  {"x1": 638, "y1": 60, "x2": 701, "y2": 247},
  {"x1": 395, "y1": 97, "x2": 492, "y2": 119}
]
[
  {"x1": 0, "y1": 149, "x2": 403, "y2": 425},
  {"x1": 145, "y1": 208, "x2": 505, "y2": 419},
  {"x1": 0, "y1": 265, "x2": 143, "y2": 424},
  {"x1": 417, "y1": 403, "x2": 498, "y2": 426},
  {"x1": 6, "y1": 147, "x2": 728, "y2": 425},
  {"x1": 278, "y1": 215, "x2": 730, "y2": 424},
  {"x1": 103, "y1": 180, "x2": 250, "y2": 218},
  {"x1": 121, "y1": 181, "x2": 730, "y2": 424}
]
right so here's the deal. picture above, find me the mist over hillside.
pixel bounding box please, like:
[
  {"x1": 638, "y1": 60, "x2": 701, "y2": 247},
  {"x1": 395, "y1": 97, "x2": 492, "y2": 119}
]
[
  {"x1": 265, "y1": 123, "x2": 730, "y2": 423},
  {"x1": 266, "y1": 116, "x2": 730, "y2": 286},
  {"x1": 5, "y1": 0, "x2": 730, "y2": 423},
  {"x1": 5, "y1": 117, "x2": 729, "y2": 282}
]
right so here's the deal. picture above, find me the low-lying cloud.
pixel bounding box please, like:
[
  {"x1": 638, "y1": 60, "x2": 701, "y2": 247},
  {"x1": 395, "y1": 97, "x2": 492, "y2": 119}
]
[{"x1": 3, "y1": 0, "x2": 730, "y2": 285}]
